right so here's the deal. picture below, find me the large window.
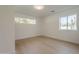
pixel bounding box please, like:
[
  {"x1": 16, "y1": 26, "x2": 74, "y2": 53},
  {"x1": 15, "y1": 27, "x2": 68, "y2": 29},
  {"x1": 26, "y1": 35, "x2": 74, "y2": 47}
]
[
  {"x1": 15, "y1": 17, "x2": 36, "y2": 24},
  {"x1": 59, "y1": 14, "x2": 77, "y2": 30}
]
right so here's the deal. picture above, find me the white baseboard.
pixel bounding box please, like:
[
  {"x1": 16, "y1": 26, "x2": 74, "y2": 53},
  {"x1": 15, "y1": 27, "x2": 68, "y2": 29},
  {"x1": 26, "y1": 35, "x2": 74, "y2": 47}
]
[
  {"x1": 42, "y1": 35, "x2": 79, "y2": 45},
  {"x1": 16, "y1": 34, "x2": 79, "y2": 45},
  {"x1": 16, "y1": 34, "x2": 41, "y2": 40}
]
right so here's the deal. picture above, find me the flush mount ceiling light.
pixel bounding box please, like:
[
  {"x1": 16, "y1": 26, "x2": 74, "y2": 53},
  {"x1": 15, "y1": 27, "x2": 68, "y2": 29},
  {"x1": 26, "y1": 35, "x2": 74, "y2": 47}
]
[{"x1": 34, "y1": 5, "x2": 44, "y2": 10}]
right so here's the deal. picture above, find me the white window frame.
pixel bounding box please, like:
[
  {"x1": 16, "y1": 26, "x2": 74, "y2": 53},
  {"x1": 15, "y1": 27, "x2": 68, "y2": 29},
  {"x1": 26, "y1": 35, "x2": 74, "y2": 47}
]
[
  {"x1": 15, "y1": 17, "x2": 36, "y2": 24},
  {"x1": 59, "y1": 14, "x2": 77, "y2": 30}
]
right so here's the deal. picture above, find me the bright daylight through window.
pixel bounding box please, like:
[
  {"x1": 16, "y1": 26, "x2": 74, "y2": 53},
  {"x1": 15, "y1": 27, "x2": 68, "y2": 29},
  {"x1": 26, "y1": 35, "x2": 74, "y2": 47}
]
[
  {"x1": 15, "y1": 17, "x2": 36, "y2": 24},
  {"x1": 59, "y1": 14, "x2": 77, "y2": 30}
]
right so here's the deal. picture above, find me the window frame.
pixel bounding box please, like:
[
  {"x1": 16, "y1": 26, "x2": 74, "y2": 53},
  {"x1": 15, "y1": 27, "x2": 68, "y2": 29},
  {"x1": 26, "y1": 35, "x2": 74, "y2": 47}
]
[
  {"x1": 15, "y1": 17, "x2": 36, "y2": 24},
  {"x1": 59, "y1": 14, "x2": 77, "y2": 30}
]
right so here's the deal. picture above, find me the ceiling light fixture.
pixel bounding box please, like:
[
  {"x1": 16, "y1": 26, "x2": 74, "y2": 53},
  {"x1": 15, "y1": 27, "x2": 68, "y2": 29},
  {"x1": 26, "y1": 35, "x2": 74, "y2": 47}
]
[{"x1": 34, "y1": 5, "x2": 44, "y2": 10}]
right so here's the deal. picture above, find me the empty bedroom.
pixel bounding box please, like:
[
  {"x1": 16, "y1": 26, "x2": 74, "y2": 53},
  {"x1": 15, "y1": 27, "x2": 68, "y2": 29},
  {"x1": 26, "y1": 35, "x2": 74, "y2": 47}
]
[{"x1": 15, "y1": 5, "x2": 79, "y2": 54}]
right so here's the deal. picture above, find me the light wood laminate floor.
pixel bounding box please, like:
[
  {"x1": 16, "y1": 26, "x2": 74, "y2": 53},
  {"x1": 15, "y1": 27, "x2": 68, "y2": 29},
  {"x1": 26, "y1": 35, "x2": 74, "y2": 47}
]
[{"x1": 15, "y1": 36, "x2": 79, "y2": 54}]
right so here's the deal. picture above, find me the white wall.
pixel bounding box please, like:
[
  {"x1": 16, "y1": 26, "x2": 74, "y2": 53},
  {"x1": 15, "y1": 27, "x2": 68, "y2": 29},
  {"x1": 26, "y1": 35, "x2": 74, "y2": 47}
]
[
  {"x1": 15, "y1": 13, "x2": 41, "y2": 40},
  {"x1": 15, "y1": 7, "x2": 79, "y2": 44},
  {"x1": 42, "y1": 8, "x2": 79, "y2": 44},
  {"x1": 0, "y1": 6, "x2": 15, "y2": 53}
]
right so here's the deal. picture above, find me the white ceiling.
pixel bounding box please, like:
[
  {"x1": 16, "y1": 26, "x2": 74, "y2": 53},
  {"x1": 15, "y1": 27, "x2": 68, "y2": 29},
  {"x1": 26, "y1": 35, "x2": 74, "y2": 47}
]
[{"x1": 15, "y1": 5, "x2": 79, "y2": 18}]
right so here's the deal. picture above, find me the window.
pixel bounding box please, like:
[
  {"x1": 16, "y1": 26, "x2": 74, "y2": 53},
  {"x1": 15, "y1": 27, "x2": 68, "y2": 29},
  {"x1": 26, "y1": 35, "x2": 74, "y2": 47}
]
[
  {"x1": 59, "y1": 14, "x2": 77, "y2": 30},
  {"x1": 15, "y1": 17, "x2": 36, "y2": 24}
]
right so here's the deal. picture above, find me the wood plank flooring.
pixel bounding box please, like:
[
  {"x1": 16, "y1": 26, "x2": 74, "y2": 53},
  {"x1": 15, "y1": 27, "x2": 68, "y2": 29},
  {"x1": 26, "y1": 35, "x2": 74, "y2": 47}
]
[{"x1": 15, "y1": 36, "x2": 79, "y2": 54}]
